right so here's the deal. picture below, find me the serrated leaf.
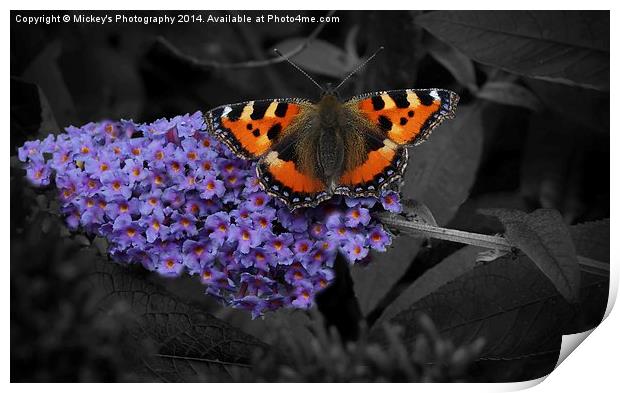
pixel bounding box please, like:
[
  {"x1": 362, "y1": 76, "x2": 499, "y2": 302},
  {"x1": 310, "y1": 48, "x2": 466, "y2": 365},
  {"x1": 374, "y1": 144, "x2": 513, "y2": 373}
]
[
  {"x1": 88, "y1": 258, "x2": 266, "y2": 382},
  {"x1": 382, "y1": 253, "x2": 577, "y2": 381},
  {"x1": 425, "y1": 34, "x2": 477, "y2": 91},
  {"x1": 480, "y1": 208, "x2": 581, "y2": 303},
  {"x1": 416, "y1": 11, "x2": 609, "y2": 90},
  {"x1": 271, "y1": 38, "x2": 359, "y2": 78},
  {"x1": 476, "y1": 81, "x2": 541, "y2": 111},
  {"x1": 376, "y1": 246, "x2": 484, "y2": 325}
]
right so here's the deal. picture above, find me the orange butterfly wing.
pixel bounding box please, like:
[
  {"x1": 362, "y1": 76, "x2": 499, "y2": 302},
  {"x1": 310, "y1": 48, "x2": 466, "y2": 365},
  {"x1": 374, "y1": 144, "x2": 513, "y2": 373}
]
[
  {"x1": 336, "y1": 89, "x2": 459, "y2": 194},
  {"x1": 351, "y1": 88, "x2": 459, "y2": 146},
  {"x1": 207, "y1": 98, "x2": 309, "y2": 159},
  {"x1": 208, "y1": 98, "x2": 329, "y2": 209}
]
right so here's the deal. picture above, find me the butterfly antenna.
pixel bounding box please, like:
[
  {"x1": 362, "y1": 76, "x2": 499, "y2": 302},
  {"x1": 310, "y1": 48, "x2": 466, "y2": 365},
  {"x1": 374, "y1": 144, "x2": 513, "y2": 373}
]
[
  {"x1": 274, "y1": 49, "x2": 325, "y2": 93},
  {"x1": 334, "y1": 46, "x2": 384, "y2": 92}
]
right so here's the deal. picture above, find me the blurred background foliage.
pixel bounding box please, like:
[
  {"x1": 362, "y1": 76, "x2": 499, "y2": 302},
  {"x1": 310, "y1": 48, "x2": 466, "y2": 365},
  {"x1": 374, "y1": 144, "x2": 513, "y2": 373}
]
[{"x1": 11, "y1": 10, "x2": 609, "y2": 382}]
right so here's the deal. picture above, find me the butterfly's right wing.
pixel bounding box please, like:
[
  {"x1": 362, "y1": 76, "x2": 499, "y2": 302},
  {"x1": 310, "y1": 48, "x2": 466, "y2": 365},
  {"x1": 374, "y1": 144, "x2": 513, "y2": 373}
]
[
  {"x1": 207, "y1": 98, "x2": 330, "y2": 209},
  {"x1": 206, "y1": 98, "x2": 311, "y2": 159}
]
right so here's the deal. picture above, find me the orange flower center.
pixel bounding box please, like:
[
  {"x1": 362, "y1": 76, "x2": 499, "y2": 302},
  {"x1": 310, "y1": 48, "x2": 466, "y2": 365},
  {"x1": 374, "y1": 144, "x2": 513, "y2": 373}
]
[
  {"x1": 154, "y1": 175, "x2": 163, "y2": 185},
  {"x1": 202, "y1": 162, "x2": 211, "y2": 171},
  {"x1": 207, "y1": 182, "x2": 215, "y2": 190},
  {"x1": 172, "y1": 162, "x2": 180, "y2": 172},
  {"x1": 100, "y1": 163, "x2": 109, "y2": 171},
  {"x1": 187, "y1": 152, "x2": 197, "y2": 160},
  {"x1": 155, "y1": 151, "x2": 164, "y2": 160},
  {"x1": 126, "y1": 228, "x2": 136, "y2": 237},
  {"x1": 218, "y1": 224, "x2": 227, "y2": 232},
  {"x1": 353, "y1": 246, "x2": 361, "y2": 255},
  {"x1": 152, "y1": 221, "x2": 160, "y2": 230},
  {"x1": 351, "y1": 210, "x2": 360, "y2": 219},
  {"x1": 293, "y1": 271, "x2": 303, "y2": 280},
  {"x1": 299, "y1": 244, "x2": 309, "y2": 252},
  {"x1": 132, "y1": 168, "x2": 140, "y2": 176},
  {"x1": 241, "y1": 231, "x2": 250, "y2": 241},
  {"x1": 166, "y1": 259, "x2": 175, "y2": 268},
  {"x1": 131, "y1": 148, "x2": 141, "y2": 156},
  {"x1": 120, "y1": 205, "x2": 129, "y2": 212},
  {"x1": 372, "y1": 233, "x2": 381, "y2": 241},
  {"x1": 112, "y1": 181, "x2": 121, "y2": 191},
  {"x1": 274, "y1": 241, "x2": 282, "y2": 250},
  {"x1": 195, "y1": 247, "x2": 204, "y2": 256},
  {"x1": 149, "y1": 198, "x2": 157, "y2": 206},
  {"x1": 202, "y1": 271, "x2": 212, "y2": 279},
  {"x1": 86, "y1": 200, "x2": 95, "y2": 208},
  {"x1": 81, "y1": 146, "x2": 90, "y2": 154},
  {"x1": 202, "y1": 139, "x2": 210, "y2": 147},
  {"x1": 181, "y1": 218, "x2": 190, "y2": 227}
]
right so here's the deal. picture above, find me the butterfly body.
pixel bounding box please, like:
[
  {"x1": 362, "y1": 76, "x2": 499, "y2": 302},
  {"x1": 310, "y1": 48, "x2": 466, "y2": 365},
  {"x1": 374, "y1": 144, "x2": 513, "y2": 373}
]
[{"x1": 207, "y1": 89, "x2": 459, "y2": 210}]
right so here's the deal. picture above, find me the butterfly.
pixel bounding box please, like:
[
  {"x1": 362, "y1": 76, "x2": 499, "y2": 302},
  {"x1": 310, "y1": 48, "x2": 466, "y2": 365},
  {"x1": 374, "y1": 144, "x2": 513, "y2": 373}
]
[{"x1": 205, "y1": 51, "x2": 459, "y2": 210}]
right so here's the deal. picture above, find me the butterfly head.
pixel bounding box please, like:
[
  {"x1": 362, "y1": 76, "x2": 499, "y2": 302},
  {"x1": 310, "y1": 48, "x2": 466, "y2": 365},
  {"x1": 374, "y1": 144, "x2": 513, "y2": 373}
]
[{"x1": 320, "y1": 83, "x2": 342, "y2": 100}]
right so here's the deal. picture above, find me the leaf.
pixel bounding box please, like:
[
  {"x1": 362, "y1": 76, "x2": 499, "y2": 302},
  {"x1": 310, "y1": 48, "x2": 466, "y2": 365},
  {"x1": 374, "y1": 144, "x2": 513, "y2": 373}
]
[
  {"x1": 425, "y1": 33, "x2": 477, "y2": 91},
  {"x1": 58, "y1": 47, "x2": 144, "y2": 121},
  {"x1": 416, "y1": 11, "x2": 609, "y2": 90},
  {"x1": 476, "y1": 81, "x2": 541, "y2": 111},
  {"x1": 480, "y1": 208, "x2": 581, "y2": 303},
  {"x1": 376, "y1": 246, "x2": 485, "y2": 325},
  {"x1": 271, "y1": 38, "x2": 360, "y2": 78},
  {"x1": 382, "y1": 253, "x2": 585, "y2": 381},
  {"x1": 570, "y1": 219, "x2": 609, "y2": 264},
  {"x1": 10, "y1": 77, "x2": 59, "y2": 148},
  {"x1": 21, "y1": 40, "x2": 79, "y2": 129},
  {"x1": 351, "y1": 237, "x2": 423, "y2": 317},
  {"x1": 525, "y1": 78, "x2": 610, "y2": 131},
  {"x1": 351, "y1": 103, "x2": 484, "y2": 316},
  {"x1": 402, "y1": 103, "x2": 485, "y2": 225},
  {"x1": 88, "y1": 257, "x2": 266, "y2": 382}
]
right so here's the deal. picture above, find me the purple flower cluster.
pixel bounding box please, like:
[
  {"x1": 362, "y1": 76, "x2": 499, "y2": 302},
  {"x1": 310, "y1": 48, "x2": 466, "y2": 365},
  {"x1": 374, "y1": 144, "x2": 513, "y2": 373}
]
[{"x1": 17, "y1": 111, "x2": 401, "y2": 318}]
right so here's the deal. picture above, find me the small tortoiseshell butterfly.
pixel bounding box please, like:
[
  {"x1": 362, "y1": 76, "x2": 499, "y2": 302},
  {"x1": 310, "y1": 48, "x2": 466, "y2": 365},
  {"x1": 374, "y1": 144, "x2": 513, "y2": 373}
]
[{"x1": 206, "y1": 50, "x2": 459, "y2": 210}]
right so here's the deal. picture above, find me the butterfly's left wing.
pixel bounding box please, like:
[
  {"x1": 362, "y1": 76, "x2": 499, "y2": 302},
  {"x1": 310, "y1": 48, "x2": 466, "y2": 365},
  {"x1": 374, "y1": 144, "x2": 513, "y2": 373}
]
[
  {"x1": 347, "y1": 88, "x2": 459, "y2": 146},
  {"x1": 335, "y1": 89, "x2": 459, "y2": 196},
  {"x1": 206, "y1": 98, "x2": 311, "y2": 159}
]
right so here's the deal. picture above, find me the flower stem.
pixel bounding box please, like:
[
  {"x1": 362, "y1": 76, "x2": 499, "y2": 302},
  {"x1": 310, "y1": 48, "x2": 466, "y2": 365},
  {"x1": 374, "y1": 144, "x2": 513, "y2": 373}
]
[
  {"x1": 378, "y1": 213, "x2": 609, "y2": 276},
  {"x1": 378, "y1": 214, "x2": 512, "y2": 251}
]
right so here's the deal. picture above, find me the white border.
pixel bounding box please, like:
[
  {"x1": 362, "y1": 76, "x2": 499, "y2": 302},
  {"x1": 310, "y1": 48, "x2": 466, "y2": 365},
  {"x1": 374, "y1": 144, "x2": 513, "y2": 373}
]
[{"x1": 3, "y1": 1, "x2": 617, "y2": 391}]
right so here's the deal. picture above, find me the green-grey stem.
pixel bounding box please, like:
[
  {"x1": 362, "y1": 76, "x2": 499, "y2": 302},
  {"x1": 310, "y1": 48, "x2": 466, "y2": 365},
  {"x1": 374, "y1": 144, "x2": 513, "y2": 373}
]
[{"x1": 379, "y1": 214, "x2": 609, "y2": 276}]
